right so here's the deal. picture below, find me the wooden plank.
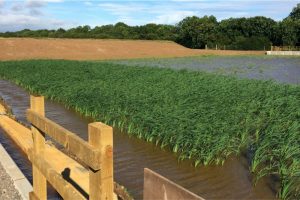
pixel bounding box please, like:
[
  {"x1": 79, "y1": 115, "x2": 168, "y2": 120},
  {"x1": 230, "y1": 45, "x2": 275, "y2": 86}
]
[
  {"x1": 143, "y1": 168, "x2": 204, "y2": 200},
  {"x1": 30, "y1": 95, "x2": 47, "y2": 200},
  {"x1": 26, "y1": 109, "x2": 101, "y2": 170},
  {"x1": 28, "y1": 149, "x2": 86, "y2": 200},
  {"x1": 68, "y1": 133, "x2": 101, "y2": 170},
  {"x1": 0, "y1": 111, "x2": 118, "y2": 200},
  {"x1": 89, "y1": 122, "x2": 114, "y2": 200},
  {"x1": 0, "y1": 115, "x2": 32, "y2": 154},
  {"x1": 29, "y1": 191, "x2": 39, "y2": 200},
  {"x1": 0, "y1": 103, "x2": 6, "y2": 113},
  {"x1": 26, "y1": 109, "x2": 68, "y2": 146}
]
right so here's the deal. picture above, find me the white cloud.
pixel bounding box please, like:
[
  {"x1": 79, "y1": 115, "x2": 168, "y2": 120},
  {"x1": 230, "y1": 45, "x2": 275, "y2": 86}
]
[
  {"x1": 84, "y1": 2, "x2": 92, "y2": 6},
  {"x1": 29, "y1": 8, "x2": 43, "y2": 15},
  {"x1": 32, "y1": 0, "x2": 64, "y2": 2},
  {"x1": 96, "y1": 1, "x2": 256, "y2": 25},
  {"x1": 152, "y1": 11, "x2": 197, "y2": 24},
  {"x1": 97, "y1": 2, "x2": 196, "y2": 25},
  {"x1": 83, "y1": 0, "x2": 93, "y2": 6},
  {"x1": 0, "y1": 0, "x2": 68, "y2": 31},
  {"x1": 1, "y1": 14, "x2": 62, "y2": 26},
  {"x1": 98, "y1": 3, "x2": 147, "y2": 16},
  {"x1": 0, "y1": 13, "x2": 40, "y2": 25},
  {"x1": 0, "y1": 0, "x2": 297, "y2": 31},
  {"x1": 114, "y1": 16, "x2": 149, "y2": 26},
  {"x1": 0, "y1": 0, "x2": 4, "y2": 12},
  {"x1": 0, "y1": 13, "x2": 67, "y2": 31},
  {"x1": 11, "y1": 4, "x2": 24, "y2": 12},
  {"x1": 26, "y1": 1, "x2": 46, "y2": 8}
]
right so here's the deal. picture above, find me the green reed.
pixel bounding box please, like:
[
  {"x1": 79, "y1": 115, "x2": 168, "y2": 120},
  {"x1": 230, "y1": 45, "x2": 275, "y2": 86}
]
[{"x1": 0, "y1": 60, "x2": 299, "y2": 199}]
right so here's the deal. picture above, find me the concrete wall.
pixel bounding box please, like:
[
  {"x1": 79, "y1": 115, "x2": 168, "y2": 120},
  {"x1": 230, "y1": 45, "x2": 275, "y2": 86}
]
[
  {"x1": 143, "y1": 168, "x2": 204, "y2": 200},
  {"x1": 266, "y1": 51, "x2": 300, "y2": 56}
]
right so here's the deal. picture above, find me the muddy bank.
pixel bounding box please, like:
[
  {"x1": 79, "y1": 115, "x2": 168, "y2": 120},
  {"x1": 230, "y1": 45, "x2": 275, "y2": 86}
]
[{"x1": 0, "y1": 38, "x2": 264, "y2": 61}]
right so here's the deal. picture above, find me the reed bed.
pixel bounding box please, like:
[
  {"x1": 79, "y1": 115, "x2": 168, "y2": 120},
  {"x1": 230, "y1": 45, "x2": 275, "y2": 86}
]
[{"x1": 0, "y1": 60, "x2": 299, "y2": 199}]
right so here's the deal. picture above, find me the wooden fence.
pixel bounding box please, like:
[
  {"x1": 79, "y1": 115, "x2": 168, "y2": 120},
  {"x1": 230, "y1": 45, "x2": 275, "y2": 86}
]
[
  {"x1": 0, "y1": 95, "x2": 204, "y2": 200},
  {"x1": 27, "y1": 95, "x2": 113, "y2": 200},
  {"x1": 271, "y1": 46, "x2": 300, "y2": 51}
]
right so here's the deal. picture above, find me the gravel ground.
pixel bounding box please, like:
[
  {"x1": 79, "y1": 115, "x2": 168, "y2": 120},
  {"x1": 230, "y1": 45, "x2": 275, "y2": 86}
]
[{"x1": 0, "y1": 161, "x2": 22, "y2": 200}]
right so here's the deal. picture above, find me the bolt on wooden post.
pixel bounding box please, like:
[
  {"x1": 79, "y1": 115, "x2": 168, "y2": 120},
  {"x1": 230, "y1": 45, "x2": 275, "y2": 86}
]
[
  {"x1": 88, "y1": 122, "x2": 113, "y2": 200},
  {"x1": 30, "y1": 95, "x2": 47, "y2": 200}
]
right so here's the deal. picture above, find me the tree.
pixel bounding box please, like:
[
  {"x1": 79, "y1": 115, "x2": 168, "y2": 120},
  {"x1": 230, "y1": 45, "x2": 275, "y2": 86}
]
[
  {"x1": 217, "y1": 17, "x2": 277, "y2": 46},
  {"x1": 0, "y1": 3, "x2": 299, "y2": 49},
  {"x1": 279, "y1": 18, "x2": 300, "y2": 46},
  {"x1": 288, "y1": 3, "x2": 300, "y2": 20},
  {"x1": 227, "y1": 36, "x2": 271, "y2": 50},
  {"x1": 113, "y1": 22, "x2": 130, "y2": 39},
  {"x1": 176, "y1": 15, "x2": 218, "y2": 48},
  {"x1": 157, "y1": 25, "x2": 177, "y2": 40}
]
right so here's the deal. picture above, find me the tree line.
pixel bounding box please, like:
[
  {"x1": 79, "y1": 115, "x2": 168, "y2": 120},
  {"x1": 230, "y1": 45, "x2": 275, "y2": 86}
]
[{"x1": 1, "y1": 4, "x2": 299, "y2": 50}]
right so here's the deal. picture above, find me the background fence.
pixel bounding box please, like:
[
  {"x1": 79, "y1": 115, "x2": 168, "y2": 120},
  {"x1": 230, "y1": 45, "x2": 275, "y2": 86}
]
[{"x1": 271, "y1": 46, "x2": 300, "y2": 51}]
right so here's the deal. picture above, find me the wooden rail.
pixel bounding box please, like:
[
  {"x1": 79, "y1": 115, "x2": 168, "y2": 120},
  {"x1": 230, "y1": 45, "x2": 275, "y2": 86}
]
[
  {"x1": 27, "y1": 95, "x2": 113, "y2": 200},
  {"x1": 271, "y1": 45, "x2": 300, "y2": 51},
  {"x1": 0, "y1": 95, "x2": 204, "y2": 200}
]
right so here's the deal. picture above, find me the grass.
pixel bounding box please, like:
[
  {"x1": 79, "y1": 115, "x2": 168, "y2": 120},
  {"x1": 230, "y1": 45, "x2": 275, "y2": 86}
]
[{"x1": 0, "y1": 60, "x2": 299, "y2": 199}]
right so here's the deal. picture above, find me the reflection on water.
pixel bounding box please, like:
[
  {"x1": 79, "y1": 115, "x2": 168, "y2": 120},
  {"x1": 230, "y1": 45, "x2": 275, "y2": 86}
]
[{"x1": 0, "y1": 79, "x2": 276, "y2": 200}]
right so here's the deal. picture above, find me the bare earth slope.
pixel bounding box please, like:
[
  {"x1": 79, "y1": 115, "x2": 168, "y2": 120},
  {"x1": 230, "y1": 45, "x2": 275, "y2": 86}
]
[{"x1": 0, "y1": 38, "x2": 264, "y2": 60}]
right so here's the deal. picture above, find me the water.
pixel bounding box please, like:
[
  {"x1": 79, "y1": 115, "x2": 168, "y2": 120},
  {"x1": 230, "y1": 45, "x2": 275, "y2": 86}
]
[
  {"x1": 109, "y1": 56, "x2": 300, "y2": 84},
  {"x1": 0, "y1": 79, "x2": 276, "y2": 199}
]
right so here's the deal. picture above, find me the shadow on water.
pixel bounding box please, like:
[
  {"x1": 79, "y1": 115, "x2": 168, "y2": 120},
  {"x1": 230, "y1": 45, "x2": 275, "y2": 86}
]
[{"x1": 0, "y1": 79, "x2": 277, "y2": 200}]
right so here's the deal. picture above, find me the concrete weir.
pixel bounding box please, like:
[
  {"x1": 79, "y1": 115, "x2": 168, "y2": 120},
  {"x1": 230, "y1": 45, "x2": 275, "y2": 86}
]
[{"x1": 266, "y1": 51, "x2": 300, "y2": 56}]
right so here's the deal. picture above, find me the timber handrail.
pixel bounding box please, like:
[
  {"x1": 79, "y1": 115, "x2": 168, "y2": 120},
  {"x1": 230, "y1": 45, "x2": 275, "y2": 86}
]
[
  {"x1": 1, "y1": 95, "x2": 204, "y2": 200},
  {"x1": 26, "y1": 109, "x2": 101, "y2": 170},
  {"x1": 26, "y1": 95, "x2": 114, "y2": 200}
]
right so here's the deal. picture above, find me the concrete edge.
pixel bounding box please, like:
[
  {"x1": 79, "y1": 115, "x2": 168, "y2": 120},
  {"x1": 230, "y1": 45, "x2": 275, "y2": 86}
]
[
  {"x1": 266, "y1": 51, "x2": 300, "y2": 56},
  {"x1": 0, "y1": 143, "x2": 32, "y2": 200}
]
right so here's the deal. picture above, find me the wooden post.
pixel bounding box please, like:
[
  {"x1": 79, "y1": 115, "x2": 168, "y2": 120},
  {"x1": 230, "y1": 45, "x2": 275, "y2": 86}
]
[
  {"x1": 215, "y1": 44, "x2": 218, "y2": 50},
  {"x1": 89, "y1": 122, "x2": 113, "y2": 200},
  {"x1": 205, "y1": 44, "x2": 207, "y2": 50},
  {"x1": 30, "y1": 95, "x2": 47, "y2": 200}
]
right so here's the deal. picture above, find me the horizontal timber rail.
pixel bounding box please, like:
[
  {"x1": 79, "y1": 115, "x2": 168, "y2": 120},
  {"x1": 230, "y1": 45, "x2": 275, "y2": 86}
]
[
  {"x1": 0, "y1": 95, "x2": 204, "y2": 200},
  {"x1": 0, "y1": 95, "x2": 114, "y2": 200},
  {"x1": 26, "y1": 109, "x2": 102, "y2": 170},
  {"x1": 27, "y1": 95, "x2": 113, "y2": 200}
]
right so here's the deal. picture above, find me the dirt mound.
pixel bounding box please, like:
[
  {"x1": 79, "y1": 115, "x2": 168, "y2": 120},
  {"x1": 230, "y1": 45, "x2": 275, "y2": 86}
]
[{"x1": 0, "y1": 38, "x2": 264, "y2": 60}]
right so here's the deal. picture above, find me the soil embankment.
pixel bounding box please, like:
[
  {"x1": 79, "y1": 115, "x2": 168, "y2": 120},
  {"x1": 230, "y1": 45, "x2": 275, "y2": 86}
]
[{"x1": 0, "y1": 38, "x2": 264, "y2": 60}]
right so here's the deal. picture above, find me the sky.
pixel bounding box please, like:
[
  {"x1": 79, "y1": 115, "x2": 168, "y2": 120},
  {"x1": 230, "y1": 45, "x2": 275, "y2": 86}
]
[{"x1": 0, "y1": 0, "x2": 298, "y2": 32}]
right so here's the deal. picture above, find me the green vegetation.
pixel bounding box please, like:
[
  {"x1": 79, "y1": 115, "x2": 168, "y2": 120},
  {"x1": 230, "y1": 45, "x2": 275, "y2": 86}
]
[
  {"x1": 1, "y1": 4, "x2": 299, "y2": 50},
  {"x1": 0, "y1": 60, "x2": 299, "y2": 199}
]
